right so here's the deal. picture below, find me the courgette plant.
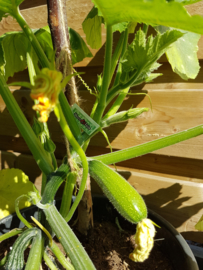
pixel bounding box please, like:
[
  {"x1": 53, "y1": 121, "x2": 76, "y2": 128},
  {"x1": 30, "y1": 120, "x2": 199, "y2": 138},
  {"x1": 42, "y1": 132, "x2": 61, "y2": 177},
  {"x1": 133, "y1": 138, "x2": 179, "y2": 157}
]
[{"x1": 0, "y1": 0, "x2": 203, "y2": 269}]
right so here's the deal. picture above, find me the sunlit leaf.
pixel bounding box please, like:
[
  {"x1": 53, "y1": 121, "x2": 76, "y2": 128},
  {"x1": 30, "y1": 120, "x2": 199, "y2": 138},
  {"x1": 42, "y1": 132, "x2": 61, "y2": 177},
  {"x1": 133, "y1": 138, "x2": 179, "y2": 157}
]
[
  {"x1": 69, "y1": 27, "x2": 93, "y2": 64},
  {"x1": 82, "y1": 6, "x2": 130, "y2": 49},
  {"x1": 91, "y1": 0, "x2": 203, "y2": 34},
  {"x1": 195, "y1": 215, "x2": 203, "y2": 231},
  {"x1": 128, "y1": 22, "x2": 137, "y2": 34},
  {"x1": 0, "y1": 169, "x2": 34, "y2": 219},
  {"x1": 157, "y1": 26, "x2": 200, "y2": 80},
  {"x1": 121, "y1": 28, "x2": 183, "y2": 74},
  {"x1": 112, "y1": 22, "x2": 128, "y2": 33},
  {"x1": 82, "y1": 6, "x2": 103, "y2": 49},
  {"x1": 36, "y1": 26, "x2": 93, "y2": 65},
  {"x1": 0, "y1": 31, "x2": 29, "y2": 80},
  {"x1": 0, "y1": 0, "x2": 25, "y2": 18}
]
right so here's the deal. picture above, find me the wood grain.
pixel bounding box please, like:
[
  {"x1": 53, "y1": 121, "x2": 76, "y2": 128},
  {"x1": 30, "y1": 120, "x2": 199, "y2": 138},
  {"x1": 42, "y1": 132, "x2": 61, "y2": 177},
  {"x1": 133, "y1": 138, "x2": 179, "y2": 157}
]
[
  {"x1": 114, "y1": 166, "x2": 203, "y2": 243},
  {"x1": 20, "y1": 0, "x2": 47, "y2": 10},
  {"x1": 1, "y1": 79, "x2": 203, "y2": 160},
  {"x1": 1, "y1": 150, "x2": 203, "y2": 242},
  {"x1": 0, "y1": 1, "x2": 203, "y2": 67}
]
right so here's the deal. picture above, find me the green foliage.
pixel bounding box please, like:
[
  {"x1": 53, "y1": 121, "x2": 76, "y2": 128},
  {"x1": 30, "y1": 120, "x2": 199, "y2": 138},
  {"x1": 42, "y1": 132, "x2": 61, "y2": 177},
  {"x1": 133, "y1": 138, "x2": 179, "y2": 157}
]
[
  {"x1": 0, "y1": 26, "x2": 92, "y2": 80},
  {"x1": 91, "y1": 0, "x2": 203, "y2": 34},
  {"x1": 0, "y1": 0, "x2": 24, "y2": 17},
  {"x1": 157, "y1": 26, "x2": 200, "y2": 80},
  {"x1": 69, "y1": 27, "x2": 93, "y2": 64},
  {"x1": 0, "y1": 169, "x2": 33, "y2": 219},
  {"x1": 0, "y1": 32, "x2": 29, "y2": 80},
  {"x1": 82, "y1": 6, "x2": 103, "y2": 49},
  {"x1": 120, "y1": 28, "x2": 183, "y2": 83},
  {"x1": 82, "y1": 6, "x2": 128, "y2": 49}
]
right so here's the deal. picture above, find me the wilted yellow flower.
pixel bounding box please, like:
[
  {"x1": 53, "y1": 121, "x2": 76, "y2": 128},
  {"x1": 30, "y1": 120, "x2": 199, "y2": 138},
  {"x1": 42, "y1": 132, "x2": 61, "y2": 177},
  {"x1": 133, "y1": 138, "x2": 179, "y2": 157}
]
[
  {"x1": 129, "y1": 218, "x2": 156, "y2": 262},
  {"x1": 31, "y1": 68, "x2": 63, "y2": 122}
]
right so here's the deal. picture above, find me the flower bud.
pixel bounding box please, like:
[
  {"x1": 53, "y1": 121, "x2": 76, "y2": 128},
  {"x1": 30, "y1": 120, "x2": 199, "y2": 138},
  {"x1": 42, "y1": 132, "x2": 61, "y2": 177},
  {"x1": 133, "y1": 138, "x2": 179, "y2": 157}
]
[{"x1": 101, "y1": 107, "x2": 148, "y2": 128}]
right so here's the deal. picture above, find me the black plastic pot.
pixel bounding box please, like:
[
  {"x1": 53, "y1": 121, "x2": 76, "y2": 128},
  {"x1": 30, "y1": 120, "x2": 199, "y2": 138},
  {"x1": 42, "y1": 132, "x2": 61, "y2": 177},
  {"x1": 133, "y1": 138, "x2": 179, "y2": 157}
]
[{"x1": 0, "y1": 196, "x2": 199, "y2": 270}]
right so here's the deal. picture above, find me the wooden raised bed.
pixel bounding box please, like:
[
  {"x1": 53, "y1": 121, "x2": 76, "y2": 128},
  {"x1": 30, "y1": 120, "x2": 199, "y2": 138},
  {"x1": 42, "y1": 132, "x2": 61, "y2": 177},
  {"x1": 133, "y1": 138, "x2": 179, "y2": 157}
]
[{"x1": 0, "y1": 0, "x2": 203, "y2": 243}]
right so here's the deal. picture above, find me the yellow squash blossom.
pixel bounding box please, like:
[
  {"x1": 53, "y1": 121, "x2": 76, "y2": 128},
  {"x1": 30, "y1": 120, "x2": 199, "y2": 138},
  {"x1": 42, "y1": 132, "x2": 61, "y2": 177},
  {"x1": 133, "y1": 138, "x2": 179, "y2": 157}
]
[
  {"x1": 129, "y1": 218, "x2": 156, "y2": 262},
  {"x1": 30, "y1": 68, "x2": 63, "y2": 122}
]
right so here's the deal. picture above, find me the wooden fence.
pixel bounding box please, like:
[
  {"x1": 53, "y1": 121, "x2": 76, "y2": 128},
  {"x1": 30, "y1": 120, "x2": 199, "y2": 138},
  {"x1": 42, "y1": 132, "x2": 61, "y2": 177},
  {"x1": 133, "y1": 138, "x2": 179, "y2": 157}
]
[{"x1": 0, "y1": 0, "x2": 203, "y2": 243}]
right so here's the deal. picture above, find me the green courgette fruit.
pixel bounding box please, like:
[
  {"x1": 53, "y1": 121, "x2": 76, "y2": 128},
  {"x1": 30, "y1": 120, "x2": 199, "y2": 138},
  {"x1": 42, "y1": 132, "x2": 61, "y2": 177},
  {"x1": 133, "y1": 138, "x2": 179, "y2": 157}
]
[
  {"x1": 25, "y1": 230, "x2": 43, "y2": 270},
  {"x1": 43, "y1": 204, "x2": 96, "y2": 270},
  {"x1": 5, "y1": 228, "x2": 38, "y2": 270},
  {"x1": 89, "y1": 159, "x2": 147, "y2": 223}
]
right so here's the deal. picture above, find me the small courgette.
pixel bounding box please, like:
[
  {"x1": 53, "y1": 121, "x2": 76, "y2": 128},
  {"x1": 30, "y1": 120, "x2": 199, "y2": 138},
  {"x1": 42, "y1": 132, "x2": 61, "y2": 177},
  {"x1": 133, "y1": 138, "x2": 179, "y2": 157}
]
[
  {"x1": 5, "y1": 228, "x2": 38, "y2": 270},
  {"x1": 89, "y1": 159, "x2": 147, "y2": 223}
]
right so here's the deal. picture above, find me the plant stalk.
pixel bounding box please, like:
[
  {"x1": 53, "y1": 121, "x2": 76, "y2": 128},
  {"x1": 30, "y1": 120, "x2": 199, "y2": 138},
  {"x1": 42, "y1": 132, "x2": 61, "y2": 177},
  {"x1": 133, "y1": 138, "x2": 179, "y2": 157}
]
[
  {"x1": 0, "y1": 74, "x2": 54, "y2": 175},
  {"x1": 93, "y1": 25, "x2": 113, "y2": 123},
  {"x1": 91, "y1": 125, "x2": 203, "y2": 164},
  {"x1": 54, "y1": 105, "x2": 89, "y2": 221}
]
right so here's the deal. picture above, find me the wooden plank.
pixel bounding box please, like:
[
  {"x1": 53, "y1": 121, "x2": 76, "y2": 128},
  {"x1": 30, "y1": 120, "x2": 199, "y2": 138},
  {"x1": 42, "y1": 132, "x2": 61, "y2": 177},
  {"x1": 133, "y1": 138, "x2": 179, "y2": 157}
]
[
  {"x1": 1, "y1": 149, "x2": 203, "y2": 242},
  {"x1": 0, "y1": 2, "x2": 203, "y2": 68},
  {"x1": 1, "y1": 79, "x2": 203, "y2": 160},
  {"x1": 78, "y1": 87, "x2": 203, "y2": 160},
  {"x1": 113, "y1": 166, "x2": 203, "y2": 243},
  {"x1": 75, "y1": 62, "x2": 203, "y2": 90},
  {"x1": 19, "y1": 0, "x2": 47, "y2": 10},
  {"x1": 86, "y1": 146, "x2": 203, "y2": 182}
]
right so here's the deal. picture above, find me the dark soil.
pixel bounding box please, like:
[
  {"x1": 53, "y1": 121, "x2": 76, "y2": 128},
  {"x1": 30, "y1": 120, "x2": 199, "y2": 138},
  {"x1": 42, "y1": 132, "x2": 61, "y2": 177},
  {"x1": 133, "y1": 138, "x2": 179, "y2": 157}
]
[{"x1": 0, "y1": 220, "x2": 177, "y2": 270}]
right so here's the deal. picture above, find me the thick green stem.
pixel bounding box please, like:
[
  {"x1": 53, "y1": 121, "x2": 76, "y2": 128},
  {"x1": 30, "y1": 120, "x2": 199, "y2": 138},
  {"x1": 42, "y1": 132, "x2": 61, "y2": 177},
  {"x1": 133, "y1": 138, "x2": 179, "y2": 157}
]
[
  {"x1": 15, "y1": 195, "x2": 33, "y2": 229},
  {"x1": 113, "y1": 28, "x2": 129, "y2": 87},
  {"x1": 27, "y1": 48, "x2": 57, "y2": 176},
  {"x1": 91, "y1": 125, "x2": 203, "y2": 165},
  {"x1": 59, "y1": 92, "x2": 81, "y2": 139},
  {"x1": 102, "y1": 87, "x2": 130, "y2": 120},
  {"x1": 106, "y1": 75, "x2": 145, "y2": 105},
  {"x1": 0, "y1": 228, "x2": 24, "y2": 242},
  {"x1": 143, "y1": 24, "x2": 149, "y2": 35},
  {"x1": 50, "y1": 241, "x2": 75, "y2": 270},
  {"x1": 14, "y1": 8, "x2": 51, "y2": 69},
  {"x1": 0, "y1": 74, "x2": 53, "y2": 175},
  {"x1": 93, "y1": 25, "x2": 113, "y2": 123},
  {"x1": 43, "y1": 251, "x2": 58, "y2": 270},
  {"x1": 109, "y1": 32, "x2": 124, "y2": 83},
  {"x1": 25, "y1": 230, "x2": 43, "y2": 270},
  {"x1": 60, "y1": 171, "x2": 77, "y2": 219},
  {"x1": 43, "y1": 204, "x2": 96, "y2": 270},
  {"x1": 54, "y1": 104, "x2": 89, "y2": 221}
]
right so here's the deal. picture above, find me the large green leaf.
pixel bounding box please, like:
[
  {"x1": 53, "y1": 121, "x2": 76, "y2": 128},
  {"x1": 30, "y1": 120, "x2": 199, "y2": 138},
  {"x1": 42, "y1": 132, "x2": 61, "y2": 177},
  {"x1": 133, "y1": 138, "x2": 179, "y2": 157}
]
[
  {"x1": 0, "y1": 0, "x2": 24, "y2": 17},
  {"x1": 0, "y1": 26, "x2": 92, "y2": 80},
  {"x1": 82, "y1": 6, "x2": 128, "y2": 49},
  {"x1": 34, "y1": 26, "x2": 55, "y2": 64},
  {"x1": 82, "y1": 6, "x2": 103, "y2": 49},
  {"x1": 69, "y1": 27, "x2": 93, "y2": 64},
  {"x1": 121, "y1": 28, "x2": 183, "y2": 76},
  {"x1": 0, "y1": 31, "x2": 29, "y2": 80},
  {"x1": 91, "y1": 0, "x2": 203, "y2": 34},
  {"x1": 35, "y1": 26, "x2": 93, "y2": 65},
  {"x1": 0, "y1": 168, "x2": 34, "y2": 219},
  {"x1": 157, "y1": 26, "x2": 200, "y2": 80}
]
